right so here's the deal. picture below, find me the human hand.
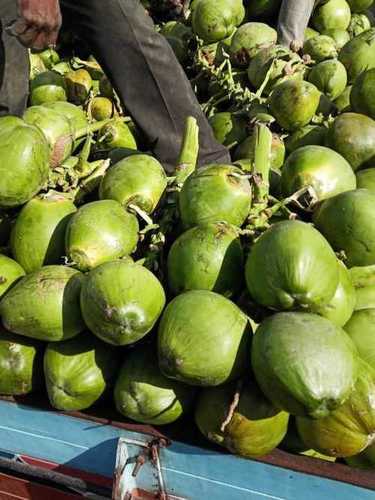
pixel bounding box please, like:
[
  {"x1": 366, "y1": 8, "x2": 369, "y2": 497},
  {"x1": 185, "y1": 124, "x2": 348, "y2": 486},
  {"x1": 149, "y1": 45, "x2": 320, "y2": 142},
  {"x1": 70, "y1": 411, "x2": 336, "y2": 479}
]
[{"x1": 8, "y1": 0, "x2": 62, "y2": 51}]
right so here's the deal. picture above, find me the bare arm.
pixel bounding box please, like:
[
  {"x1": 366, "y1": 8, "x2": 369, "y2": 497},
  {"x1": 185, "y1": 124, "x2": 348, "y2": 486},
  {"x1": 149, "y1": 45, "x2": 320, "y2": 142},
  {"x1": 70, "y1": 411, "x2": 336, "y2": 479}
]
[{"x1": 11, "y1": 0, "x2": 62, "y2": 50}]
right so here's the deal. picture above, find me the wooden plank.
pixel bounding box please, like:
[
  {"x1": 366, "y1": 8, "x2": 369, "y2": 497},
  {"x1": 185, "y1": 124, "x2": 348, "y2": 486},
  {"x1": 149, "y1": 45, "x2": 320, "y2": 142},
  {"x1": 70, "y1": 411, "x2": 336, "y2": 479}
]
[
  {"x1": 0, "y1": 472, "x2": 80, "y2": 500},
  {"x1": 0, "y1": 400, "x2": 374, "y2": 500}
]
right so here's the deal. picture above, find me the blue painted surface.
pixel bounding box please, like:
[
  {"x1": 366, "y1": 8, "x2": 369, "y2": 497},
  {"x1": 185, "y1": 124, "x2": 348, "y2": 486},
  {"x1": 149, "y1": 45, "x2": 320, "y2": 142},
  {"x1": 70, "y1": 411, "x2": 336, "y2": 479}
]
[{"x1": 0, "y1": 400, "x2": 373, "y2": 500}]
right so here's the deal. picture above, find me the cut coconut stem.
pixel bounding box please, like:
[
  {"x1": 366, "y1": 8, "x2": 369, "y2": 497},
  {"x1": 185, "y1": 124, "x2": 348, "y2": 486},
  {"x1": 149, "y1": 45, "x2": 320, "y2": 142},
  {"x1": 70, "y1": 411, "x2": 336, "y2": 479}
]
[{"x1": 175, "y1": 116, "x2": 199, "y2": 186}]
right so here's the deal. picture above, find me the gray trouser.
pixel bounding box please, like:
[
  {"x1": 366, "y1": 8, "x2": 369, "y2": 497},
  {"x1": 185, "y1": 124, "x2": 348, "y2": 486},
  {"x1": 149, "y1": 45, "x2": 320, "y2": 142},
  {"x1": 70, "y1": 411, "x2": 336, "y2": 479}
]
[
  {"x1": 0, "y1": 0, "x2": 230, "y2": 169},
  {"x1": 278, "y1": 0, "x2": 316, "y2": 48}
]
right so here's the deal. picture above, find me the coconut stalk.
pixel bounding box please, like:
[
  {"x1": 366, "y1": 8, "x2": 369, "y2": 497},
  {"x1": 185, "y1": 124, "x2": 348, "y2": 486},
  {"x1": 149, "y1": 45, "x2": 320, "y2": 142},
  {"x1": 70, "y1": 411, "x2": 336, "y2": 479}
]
[
  {"x1": 142, "y1": 116, "x2": 199, "y2": 275},
  {"x1": 175, "y1": 116, "x2": 200, "y2": 186},
  {"x1": 74, "y1": 118, "x2": 111, "y2": 140},
  {"x1": 247, "y1": 123, "x2": 272, "y2": 228},
  {"x1": 72, "y1": 159, "x2": 111, "y2": 204}
]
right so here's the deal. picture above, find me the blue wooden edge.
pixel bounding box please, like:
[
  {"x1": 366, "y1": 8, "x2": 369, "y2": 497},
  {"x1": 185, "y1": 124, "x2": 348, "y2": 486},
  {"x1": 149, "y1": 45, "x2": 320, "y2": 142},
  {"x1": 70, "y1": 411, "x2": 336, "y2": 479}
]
[{"x1": 0, "y1": 400, "x2": 372, "y2": 500}]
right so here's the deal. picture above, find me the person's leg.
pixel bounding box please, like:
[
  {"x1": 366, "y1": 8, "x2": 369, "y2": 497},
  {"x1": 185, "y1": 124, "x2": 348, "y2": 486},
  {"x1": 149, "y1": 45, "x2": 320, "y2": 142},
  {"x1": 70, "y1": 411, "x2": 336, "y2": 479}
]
[
  {"x1": 278, "y1": 0, "x2": 316, "y2": 50},
  {"x1": 61, "y1": 0, "x2": 230, "y2": 170},
  {"x1": 0, "y1": 0, "x2": 29, "y2": 116}
]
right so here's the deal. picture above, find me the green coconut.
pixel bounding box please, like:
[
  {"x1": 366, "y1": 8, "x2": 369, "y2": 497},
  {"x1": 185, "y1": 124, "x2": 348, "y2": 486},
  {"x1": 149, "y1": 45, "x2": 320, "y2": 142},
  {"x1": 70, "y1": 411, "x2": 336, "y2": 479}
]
[
  {"x1": 248, "y1": 45, "x2": 304, "y2": 96},
  {"x1": 0, "y1": 117, "x2": 50, "y2": 208},
  {"x1": 348, "y1": 13, "x2": 372, "y2": 37},
  {"x1": 167, "y1": 222, "x2": 243, "y2": 297},
  {"x1": 52, "y1": 61, "x2": 72, "y2": 76},
  {"x1": 296, "y1": 360, "x2": 375, "y2": 457},
  {"x1": 269, "y1": 80, "x2": 321, "y2": 131},
  {"x1": 322, "y1": 29, "x2": 350, "y2": 49},
  {"x1": 44, "y1": 101, "x2": 88, "y2": 133},
  {"x1": 179, "y1": 164, "x2": 251, "y2": 229},
  {"x1": 11, "y1": 193, "x2": 77, "y2": 274},
  {"x1": 351, "y1": 69, "x2": 375, "y2": 119},
  {"x1": 252, "y1": 311, "x2": 359, "y2": 418},
  {"x1": 344, "y1": 309, "x2": 375, "y2": 369},
  {"x1": 234, "y1": 132, "x2": 285, "y2": 170},
  {"x1": 98, "y1": 119, "x2": 137, "y2": 150},
  {"x1": 0, "y1": 255, "x2": 25, "y2": 299},
  {"x1": 80, "y1": 260, "x2": 165, "y2": 346},
  {"x1": 38, "y1": 48, "x2": 60, "y2": 69},
  {"x1": 0, "y1": 328, "x2": 43, "y2": 396},
  {"x1": 65, "y1": 69, "x2": 92, "y2": 105},
  {"x1": 303, "y1": 35, "x2": 338, "y2": 62},
  {"x1": 114, "y1": 346, "x2": 194, "y2": 425},
  {"x1": 44, "y1": 333, "x2": 119, "y2": 411},
  {"x1": 281, "y1": 145, "x2": 356, "y2": 203},
  {"x1": 280, "y1": 419, "x2": 337, "y2": 461},
  {"x1": 308, "y1": 60, "x2": 347, "y2": 101},
  {"x1": 195, "y1": 379, "x2": 289, "y2": 458},
  {"x1": 245, "y1": 220, "x2": 339, "y2": 311},
  {"x1": 23, "y1": 105, "x2": 74, "y2": 168},
  {"x1": 99, "y1": 155, "x2": 167, "y2": 214},
  {"x1": 350, "y1": 264, "x2": 375, "y2": 310},
  {"x1": 326, "y1": 113, "x2": 375, "y2": 170},
  {"x1": 29, "y1": 52, "x2": 46, "y2": 80},
  {"x1": 161, "y1": 21, "x2": 193, "y2": 63},
  {"x1": 314, "y1": 189, "x2": 375, "y2": 267},
  {"x1": 0, "y1": 266, "x2": 85, "y2": 342},
  {"x1": 334, "y1": 85, "x2": 352, "y2": 112},
  {"x1": 160, "y1": 21, "x2": 193, "y2": 43},
  {"x1": 305, "y1": 27, "x2": 319, "y2": 40},
  {"x1": 208, "y1": 112, "x2": 248, "y2": 147},
  {"x1": 312, "y1": 0, "x2": 351, "y2": 32},
  {"x1": 65, "y1": 200, "x2": 139, "y2": 271},
  {"x1": 230, "y1": 22, "x2": 277, "y2": 67},
  {"x1": 285, "y1": 125, "x2": 327, "y2": 153},
  {"x1": 347, "y1": 0, "x2": 374, "y2": 12},
  {"x1": 90, "y1": 97, "x2": 114, "y2": 121},
  {"x1": 356, "y1": 168, "x2": 375, "y2": 193},
  {"x1": 191, "y1": 0, "x2": 245, "y2": 44},
  {"x1": 339, "y1": 28, "x2": 375, "y2": 82},
  {"x1": 30, "y1": 71, "x2": 67, "y2": 105},
  {"x1": 158, "y1": 290, "x2": 251, "y2": 386},
  {"x1": 316, "y1": 260, "x2": 356, "y2": 326}
]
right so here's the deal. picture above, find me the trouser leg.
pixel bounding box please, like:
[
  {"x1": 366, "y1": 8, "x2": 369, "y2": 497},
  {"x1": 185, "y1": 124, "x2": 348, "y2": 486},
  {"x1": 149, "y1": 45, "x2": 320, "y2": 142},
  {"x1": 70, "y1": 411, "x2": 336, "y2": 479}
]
[
  {"x1": 278, "y1": 0, "x2": 316, "y2": 49},
  {"x1": 61, "y1": 0, "x2": 230, "y2": 170},
  {"x1": 0, "y1": 0, "x2": 29, "y2": 116}
]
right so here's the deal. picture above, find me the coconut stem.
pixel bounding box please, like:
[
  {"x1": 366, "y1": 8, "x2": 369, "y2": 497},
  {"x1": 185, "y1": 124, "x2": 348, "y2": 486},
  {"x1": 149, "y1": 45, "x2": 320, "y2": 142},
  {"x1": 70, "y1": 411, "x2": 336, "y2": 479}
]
[
  {"x1": 255, "y1": 60, "x2": 276, "y2": 99},
  {"x1": 77, "y1": 133, "x2": 93, "y2": 173},
  {"x1": 72, "y1": 159, "x2": 111, "y2": 204},
  {"x1": 220, "y1": 379, "x2": 243, "y2": 433},
  {"x1": 128, "y1": 203, "x2": 154, "y2": 226},
  {"x1": 175, "y1": 116, "x2": 200, "y2": 186},
  {"x1": 252, "y1": 123, "x2": 272, "y2": 209},
  {"x1": 74, "y1": 119, "x2": 112, "y2": 139}
]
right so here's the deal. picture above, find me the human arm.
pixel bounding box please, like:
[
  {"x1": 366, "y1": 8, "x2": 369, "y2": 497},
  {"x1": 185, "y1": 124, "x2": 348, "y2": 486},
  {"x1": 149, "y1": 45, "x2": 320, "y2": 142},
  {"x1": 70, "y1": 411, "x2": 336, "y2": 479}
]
[{"x1": 11, "y1": 0, "x2": 62, "y2": 50}]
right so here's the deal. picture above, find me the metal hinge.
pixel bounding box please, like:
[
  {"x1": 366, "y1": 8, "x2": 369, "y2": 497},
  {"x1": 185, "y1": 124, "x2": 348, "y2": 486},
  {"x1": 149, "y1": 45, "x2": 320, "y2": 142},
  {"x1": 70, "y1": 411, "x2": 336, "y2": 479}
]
[{"x1": 113, "y1": 436, "x2": 171, "y2": 500}]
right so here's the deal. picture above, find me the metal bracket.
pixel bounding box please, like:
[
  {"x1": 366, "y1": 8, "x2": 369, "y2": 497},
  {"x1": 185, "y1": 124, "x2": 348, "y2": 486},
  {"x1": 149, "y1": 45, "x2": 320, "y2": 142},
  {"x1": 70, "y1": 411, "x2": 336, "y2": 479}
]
[{"x1": 113, "y1": 436, "x2": 169, "y2": 500}]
